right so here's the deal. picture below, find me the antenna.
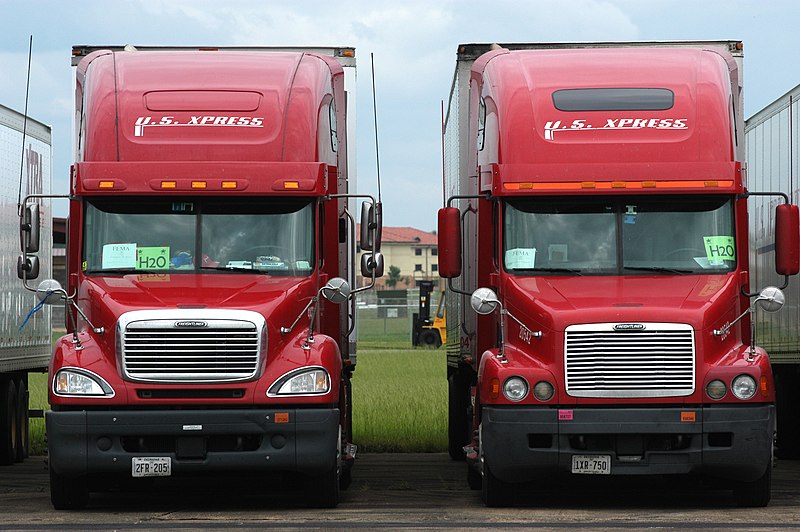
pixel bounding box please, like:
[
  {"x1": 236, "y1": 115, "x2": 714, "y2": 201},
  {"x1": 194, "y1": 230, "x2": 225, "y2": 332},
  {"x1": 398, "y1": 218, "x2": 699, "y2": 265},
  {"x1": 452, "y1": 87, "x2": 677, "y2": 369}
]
[
  {"x1": 17, "y1": 35, "x2": 33, "y2": 213},
  {"x1": 370, "y1": 52, "x2": 382, "y2": 202}
]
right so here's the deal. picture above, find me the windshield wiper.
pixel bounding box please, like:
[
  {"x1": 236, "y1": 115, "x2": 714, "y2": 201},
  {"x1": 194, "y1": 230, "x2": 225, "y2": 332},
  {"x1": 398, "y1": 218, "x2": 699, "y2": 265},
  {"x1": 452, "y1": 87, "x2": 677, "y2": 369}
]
[
  {"x1": 624, "y1": 266, "x2": 694, "y2": 274},
  {"x1": 512, "y1": 267, "x2": 584, "y2": 275},
  {"x1": 84, "y1": 268, "x2": 165, "y2": 275},
  {"x1": 199, "y1": 266, "x2": 267, "y2": 274}
]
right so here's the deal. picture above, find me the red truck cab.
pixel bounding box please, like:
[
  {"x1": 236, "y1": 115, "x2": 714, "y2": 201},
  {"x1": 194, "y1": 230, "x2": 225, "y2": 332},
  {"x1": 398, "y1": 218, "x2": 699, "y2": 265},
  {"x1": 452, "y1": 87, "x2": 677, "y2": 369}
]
[
  {"x1": 439, "y1": 43, "x2": 800, "y2": 507},
  {"x1": 25, "y1": 46, "x2": 380, "y2": 510}
]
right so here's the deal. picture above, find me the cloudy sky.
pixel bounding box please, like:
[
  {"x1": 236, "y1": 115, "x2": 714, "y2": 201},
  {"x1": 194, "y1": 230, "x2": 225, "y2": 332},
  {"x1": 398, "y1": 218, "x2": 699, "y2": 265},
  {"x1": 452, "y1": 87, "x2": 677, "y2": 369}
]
[{"x1": 2, "y1": 0, "x2": 800, "y2": 229}]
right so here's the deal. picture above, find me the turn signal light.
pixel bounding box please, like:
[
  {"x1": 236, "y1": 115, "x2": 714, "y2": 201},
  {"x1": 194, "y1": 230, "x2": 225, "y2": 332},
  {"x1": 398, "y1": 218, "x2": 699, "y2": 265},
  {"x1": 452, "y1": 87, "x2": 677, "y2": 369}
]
[
  {"x1": 489, "y1": 378, "x2": 500, "y2": 399},
  {"x1": 761, "y1": 376, "x2": 769, "y2": 397}
]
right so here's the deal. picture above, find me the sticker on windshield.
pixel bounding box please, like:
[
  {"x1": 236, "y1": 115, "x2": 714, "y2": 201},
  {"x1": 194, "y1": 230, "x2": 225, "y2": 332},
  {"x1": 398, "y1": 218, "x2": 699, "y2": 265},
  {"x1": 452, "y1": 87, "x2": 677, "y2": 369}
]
[
  {"x1": 506, "y1": 248, "x2": 536, "y2": 269},
  {"x1": 703, "y1": 236, "x2": 735, "y2": 261},
  {"x1": 102, "y1": 243, "x2": 137, "y2": 269},
  {"x1": 137, "y1": 247, "x2": 170, "y2": 270}
]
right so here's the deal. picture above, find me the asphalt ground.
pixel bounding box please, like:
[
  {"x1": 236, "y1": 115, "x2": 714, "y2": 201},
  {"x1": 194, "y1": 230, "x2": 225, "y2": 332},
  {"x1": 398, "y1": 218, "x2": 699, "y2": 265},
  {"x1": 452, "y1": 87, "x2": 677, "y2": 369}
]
[{"x1": 1, "y1": 454, "x2": 799, "y2": 530}]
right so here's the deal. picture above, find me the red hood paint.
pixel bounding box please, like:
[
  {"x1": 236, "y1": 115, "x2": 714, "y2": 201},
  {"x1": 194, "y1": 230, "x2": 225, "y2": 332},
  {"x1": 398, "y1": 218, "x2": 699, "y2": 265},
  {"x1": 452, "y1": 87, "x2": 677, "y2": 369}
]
[{"x1": 503, "y1": 273, "x2": 738, "y2": 334}]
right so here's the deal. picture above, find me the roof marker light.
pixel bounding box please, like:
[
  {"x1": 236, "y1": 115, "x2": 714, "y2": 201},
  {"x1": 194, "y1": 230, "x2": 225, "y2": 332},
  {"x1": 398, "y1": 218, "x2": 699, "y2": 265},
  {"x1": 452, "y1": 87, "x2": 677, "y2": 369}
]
[
  {"x1": 98, "y1": 181, "x2": 114, "y2": 189},
  {"x1": 284, "y1": 181, "x2": 300, "y2": 190},
  {"x1": 161, "y1": 181, "x2": 176, "y2": 189},
  {"x1": 191, "y1": 181, "x2": 207, "y2": 189},
  {"x1": 222, "y1": 181, "x2": 238, "y2": 189}
]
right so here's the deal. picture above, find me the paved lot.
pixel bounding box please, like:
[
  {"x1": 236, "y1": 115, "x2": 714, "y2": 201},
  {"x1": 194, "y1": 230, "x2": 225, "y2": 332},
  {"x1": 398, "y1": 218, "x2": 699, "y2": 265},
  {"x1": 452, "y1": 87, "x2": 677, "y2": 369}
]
[{"x1": 1, "y1": 454, "x2": 799, "y2": 530}]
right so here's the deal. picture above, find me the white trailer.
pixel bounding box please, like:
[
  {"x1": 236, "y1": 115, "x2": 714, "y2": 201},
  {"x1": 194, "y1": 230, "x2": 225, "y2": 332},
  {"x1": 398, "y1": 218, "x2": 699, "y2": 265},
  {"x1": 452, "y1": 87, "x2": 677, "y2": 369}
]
[
  {"x1": 0, "y1": 103, "x2": 52, "y2": 464},
  {"x1": 746, "y1": 88, "x2": 800, "y2": 457}
]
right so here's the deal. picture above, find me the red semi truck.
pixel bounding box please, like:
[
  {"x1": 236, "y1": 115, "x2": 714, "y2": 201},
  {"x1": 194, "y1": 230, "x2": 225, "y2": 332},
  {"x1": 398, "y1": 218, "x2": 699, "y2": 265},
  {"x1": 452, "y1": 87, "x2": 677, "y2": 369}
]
[
  {"x1": 438, "y1": 42, "x2": 800, "y2": 507},
  {"x1": 17, "y1": 45, "x2": 383, "y2": 509}
]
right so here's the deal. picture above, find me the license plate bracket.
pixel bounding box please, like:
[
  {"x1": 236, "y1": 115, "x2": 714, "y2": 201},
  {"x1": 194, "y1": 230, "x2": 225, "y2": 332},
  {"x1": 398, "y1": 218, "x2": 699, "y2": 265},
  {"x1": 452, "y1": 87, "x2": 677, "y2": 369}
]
[
  {"x1": 571, "y1": 454, "x2": 611, "y2": 475},
  {"x1": 132, "y1": 456, "x2": 172, "y2": 477}
]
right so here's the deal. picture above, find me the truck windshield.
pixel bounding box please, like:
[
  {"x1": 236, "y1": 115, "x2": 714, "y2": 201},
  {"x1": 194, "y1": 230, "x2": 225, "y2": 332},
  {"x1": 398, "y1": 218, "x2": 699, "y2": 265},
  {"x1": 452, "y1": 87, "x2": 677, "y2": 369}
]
[
  {"x1": 504, "y1": 196, "x2": 735, "y2": 275},
  {"x1": 83, "y1": 197, "x2": 315, "y2": 276}
]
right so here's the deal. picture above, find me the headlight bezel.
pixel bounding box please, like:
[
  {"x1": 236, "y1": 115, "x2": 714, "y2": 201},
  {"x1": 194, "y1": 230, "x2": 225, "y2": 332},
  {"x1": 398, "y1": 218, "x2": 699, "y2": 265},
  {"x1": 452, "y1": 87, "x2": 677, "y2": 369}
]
[
  {"x1": 532, "y1": 380, "x2": 555, "y2": 402},
  {"x1": 53, "y1": 367, "x2": 115, "y2": 397},
  {"x1": 267, "y1": 366, "x2": 331, "y2": 397},
  {"x1": 705, "y1": 379, "x2": 727, "y2": 400}
]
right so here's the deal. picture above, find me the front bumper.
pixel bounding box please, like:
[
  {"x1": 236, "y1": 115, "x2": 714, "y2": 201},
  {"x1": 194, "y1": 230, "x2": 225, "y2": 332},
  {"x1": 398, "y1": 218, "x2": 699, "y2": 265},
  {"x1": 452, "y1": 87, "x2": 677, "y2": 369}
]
[
  {"x1": 47, "y1": 408, "x2": 339, "y2": 477},
  {"x1": 481, "y1": 405, "x2": 774, "y2": 483}
]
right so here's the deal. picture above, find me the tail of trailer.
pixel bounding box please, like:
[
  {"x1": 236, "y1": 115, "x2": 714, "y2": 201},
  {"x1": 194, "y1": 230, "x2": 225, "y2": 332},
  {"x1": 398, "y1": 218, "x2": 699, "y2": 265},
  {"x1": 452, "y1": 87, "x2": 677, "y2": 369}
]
[{"x1": 0, "y1": 103, "x2": 52, "y2": 465}]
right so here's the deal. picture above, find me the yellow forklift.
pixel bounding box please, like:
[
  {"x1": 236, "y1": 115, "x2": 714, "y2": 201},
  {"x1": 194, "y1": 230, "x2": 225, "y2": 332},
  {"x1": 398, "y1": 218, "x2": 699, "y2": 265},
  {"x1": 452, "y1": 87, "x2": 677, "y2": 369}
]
[{"x1": 412, "y1": 280, "x2": 446, "y2": 348}]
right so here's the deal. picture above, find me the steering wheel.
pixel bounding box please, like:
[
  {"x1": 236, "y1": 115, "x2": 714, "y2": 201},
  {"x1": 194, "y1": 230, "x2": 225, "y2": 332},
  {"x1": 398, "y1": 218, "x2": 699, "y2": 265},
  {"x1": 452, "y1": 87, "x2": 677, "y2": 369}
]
[{"x1": 664, "y1": 247, "x2": 705, "y2": 259}]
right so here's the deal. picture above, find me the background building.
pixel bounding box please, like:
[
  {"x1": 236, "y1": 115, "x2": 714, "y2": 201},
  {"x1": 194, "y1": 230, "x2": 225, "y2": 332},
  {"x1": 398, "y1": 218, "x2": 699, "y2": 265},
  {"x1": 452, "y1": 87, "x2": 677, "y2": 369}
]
[{"x1": 357, "y1": 226, "x2": 439, "y2": 289}]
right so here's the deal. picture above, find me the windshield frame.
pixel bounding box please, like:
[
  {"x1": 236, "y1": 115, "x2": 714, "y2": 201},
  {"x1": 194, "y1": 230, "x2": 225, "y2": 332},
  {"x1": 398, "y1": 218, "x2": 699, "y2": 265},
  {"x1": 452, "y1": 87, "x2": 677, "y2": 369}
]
[
  {"x1": 81, "y1": 196, "x2": 317, "y2": 277},
  {"x1": 502, "y1": 194, "x2": 737, "y2": 276}
]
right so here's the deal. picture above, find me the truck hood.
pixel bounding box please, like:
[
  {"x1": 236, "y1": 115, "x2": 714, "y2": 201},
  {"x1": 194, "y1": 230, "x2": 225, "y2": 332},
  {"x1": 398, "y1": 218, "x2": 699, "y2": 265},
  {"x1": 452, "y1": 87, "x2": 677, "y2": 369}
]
[{"x1": 504, "y1": 273, "x2": 738, "y2": 333}]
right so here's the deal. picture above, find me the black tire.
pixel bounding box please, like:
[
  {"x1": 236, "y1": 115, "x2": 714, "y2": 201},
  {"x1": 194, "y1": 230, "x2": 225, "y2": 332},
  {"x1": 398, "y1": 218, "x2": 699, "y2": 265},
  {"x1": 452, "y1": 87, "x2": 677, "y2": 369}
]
[
  {"x1": 49, "y1": 462, "x2": 89, "y2": 510},
  {"x1": 305, "y1": 462, "x2": 340, "y2": 508},
  {"x1": 467, "y1": 464, "x2": 482, "y2": 490},
  {"x1": 420, "y1": 329, "x2": 441, "y2": 348},
  {"x1": 734, "y1": 461, "x2": 772, "y2": 508},
  {"x1": 447, "y1": 372, "x2": 470, "y2": 461},
  {"x1": 0, "y1": 379, "x2": 18, "y2": 466},
  {"x1": 16, "y1": 378, "x2": 29, "y2": 461},
  {"x1": 481, "y1": 462, "x2": 513, "y2": 507}
]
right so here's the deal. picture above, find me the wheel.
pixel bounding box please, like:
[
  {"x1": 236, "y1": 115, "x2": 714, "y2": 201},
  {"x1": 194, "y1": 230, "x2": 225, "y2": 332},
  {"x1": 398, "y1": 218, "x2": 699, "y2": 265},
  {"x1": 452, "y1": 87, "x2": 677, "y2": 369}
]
[
  {"x1": 49, "y1": 461, "x2": 89, "y2": 510},
  {"x1": 447, "y1": 373, "x2": 470, "y2": 461},
  {"x1": 420, "y1": 329, "x2": 441, "y2": 348},
  {"x1": 734, "y1": 460, "x2": 772, "y2": 507},
  {"x1": 467, "y1": 464, "x2": 482, "y2": 490},
  {"x1": 0, "y1": 378, "x2": 18, "y2": 466},
  {"x1": 305, "y1": 462, "x2": 340, "y2": 508},
  {"x1": 481, "y1": 461, "x2": 513, "y2": 507},
  {"x1": 15, "y1": 378, "x2": 29, "y2": 461}
]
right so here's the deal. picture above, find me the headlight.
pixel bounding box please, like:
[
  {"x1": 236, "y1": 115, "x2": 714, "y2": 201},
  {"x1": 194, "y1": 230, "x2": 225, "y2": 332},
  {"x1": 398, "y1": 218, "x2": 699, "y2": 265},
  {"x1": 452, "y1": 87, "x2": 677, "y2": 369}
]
[
  {"x1": 533, "y1": 381, "x2": 555, "y2": 401},
  {"x1": 54, "y1": 368, "x2": 114, "y2": 397},
  {"x1": 706, "y1": 379, "x2": 727, "y2": 400},
  {"x1": 269, "y1": 367, "x2": 330, "y2": 396},
  {"x1": 502, "y1": 377, "x2": 528, "y2": 402},
  {"x1": 732, "y1": 374, "x2": 757, "y2": 400}
]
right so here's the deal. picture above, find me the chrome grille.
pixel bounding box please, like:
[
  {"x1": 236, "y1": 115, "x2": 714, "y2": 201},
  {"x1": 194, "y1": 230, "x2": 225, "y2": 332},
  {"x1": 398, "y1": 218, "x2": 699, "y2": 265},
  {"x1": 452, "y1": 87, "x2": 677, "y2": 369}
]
[
  {"x1": 564, "y1": 323, "x2": 695, "y2": 398},
  {"x1": 119, "y1": 310, "x2": 265, "y2": 383}
]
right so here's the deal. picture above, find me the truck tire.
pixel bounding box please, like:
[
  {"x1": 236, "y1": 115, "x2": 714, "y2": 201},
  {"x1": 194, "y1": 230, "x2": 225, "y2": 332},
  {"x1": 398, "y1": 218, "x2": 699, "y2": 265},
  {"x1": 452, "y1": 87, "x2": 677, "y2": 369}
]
[
  {"x1": 304, "y1": 461, "x2": 340, "y2": 508},
  {"x1": 16, "y1": 378, "x2": 28, "y2": 461},
  {"x1": 733, "y1": 460, "x2": 772, "y2": 508},
  {"x1": 0, "y1": 379, "x2": 18, "y2": 466},
  {"x1": 481, "y1": 462, "x2": 513, "y2": 507},
  {"x1": 447, "y1": 372, "x2": 469, "y2": 461},
  {"x1": 49, "y1": 462, "x2": 89, "y2": 510}
]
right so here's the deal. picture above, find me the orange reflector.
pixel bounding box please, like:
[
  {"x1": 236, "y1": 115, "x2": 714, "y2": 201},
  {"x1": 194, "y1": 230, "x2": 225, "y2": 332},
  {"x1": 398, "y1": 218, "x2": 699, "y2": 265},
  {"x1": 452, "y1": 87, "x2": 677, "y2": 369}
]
[
  {"x1": 161, "y1": 181, "x2": 176, "y2": 189},
  {"x1": 98, "y1": 181, "x2": 114, "y2": 189},
  {"x1": 761, "y1": 376, "x2": 769, "y2": 397},
  {"x1": 341, "y1": 49, "x2": 355, "y2": 57},
  {"x1": 222, "y1": 181, "x2": 237, "y2": 189},
  {"x1": 191, "y1": 181, "x2": 207, "y2": 189},
  {"x1": 284, "y1": 181, "x2": 300, "y2": 189},
  {"x1": 490, "y1": 378, "x2": 500, "y2": 399}
]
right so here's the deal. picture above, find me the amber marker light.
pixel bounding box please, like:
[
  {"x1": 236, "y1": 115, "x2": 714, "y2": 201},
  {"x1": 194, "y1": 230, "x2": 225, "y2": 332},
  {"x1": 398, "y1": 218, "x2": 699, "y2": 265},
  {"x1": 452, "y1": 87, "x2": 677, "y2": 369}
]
[
  {"x1": 642, "y1": 181, "x2": 657, "y2": 188},
  {"x1": 761, "y1": 376, "x2": 769, "y2": 397},
  {"x1": 222, "y1": 181, "x2": 237, "y2": 189},
  {"x1": 580, "y1": 182, "x2": 596, "y2": 189},
  {"x1": 490, "y1": 378, "x2": 500, "y2": 399},
  {"x1": 191, "y1": 181, "x2": 207, "y2": 189},
  {"x1": 98, "y1": 181, "x2": 114, "y2": 189},
  {"x1": 284, "y1": 181, "x2": 300, "y2": 189},
  {"x1": 161, "y1": 181, "x2": 177, "y2": 189},
  {"x1": 704, "y1": 181, "x2": 720, "y2": 187},
  {"x1": 611, "y1": 181, "x2": 627, "y2": 188}
]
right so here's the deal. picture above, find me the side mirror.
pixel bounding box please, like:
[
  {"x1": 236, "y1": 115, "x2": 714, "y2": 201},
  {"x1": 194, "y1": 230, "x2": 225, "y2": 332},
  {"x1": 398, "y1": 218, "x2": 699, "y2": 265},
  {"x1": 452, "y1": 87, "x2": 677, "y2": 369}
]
[
  {"x1": 470, "y1": 287, "x2": 499, "y2": 315},
  {"x1": 360, "y1": 252, "x2": 384, "y2": 278},
  {"x1": 321, "y1": 277, "x2": 351, "y2": 304},
  {"x1": 755, "y1": 286, "x2": 785, "y2": 313},
  {"x1": 20, "y1": 202, "x2": 41, "y2": 253},
  {"x1": 17, "y1": 254, "x2": 40, "y2": 280},
  {"x1": 775, "y1": 204, "x2": 800, "y2": 276},
  {"x1": 36, "y1": 279, "x2": 65, "y2": 305},
  {"x1": 437, "y1": 207, "x2": 462, "y2": 278},
  {"x1": 359, "y1": 201, "x2": 382, "y2": 252}
]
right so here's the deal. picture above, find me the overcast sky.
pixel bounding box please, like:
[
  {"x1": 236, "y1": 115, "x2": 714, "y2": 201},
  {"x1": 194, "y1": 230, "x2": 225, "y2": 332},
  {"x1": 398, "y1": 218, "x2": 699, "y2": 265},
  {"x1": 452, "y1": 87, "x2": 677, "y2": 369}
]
[{"x1": 2, "y1": 0, "x2": 800, "y2": 229}]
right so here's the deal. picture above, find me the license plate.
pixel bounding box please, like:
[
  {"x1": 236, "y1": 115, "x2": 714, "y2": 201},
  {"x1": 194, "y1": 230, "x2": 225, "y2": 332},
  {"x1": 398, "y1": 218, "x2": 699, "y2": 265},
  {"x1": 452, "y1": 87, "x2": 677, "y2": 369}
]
[
  {"x1": 132, "y1": 457, "x2": 172, "y2": 478},
  {"x1": 571, "y1": 454, "x2": 611, "y2": 475}
]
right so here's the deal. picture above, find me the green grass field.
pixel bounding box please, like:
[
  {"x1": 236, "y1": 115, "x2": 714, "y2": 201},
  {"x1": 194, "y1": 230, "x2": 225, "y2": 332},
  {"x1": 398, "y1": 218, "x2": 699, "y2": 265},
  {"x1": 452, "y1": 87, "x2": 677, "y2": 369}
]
[{"x1": 27, "y1": 318, "x2": 448, "y2": 454}]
